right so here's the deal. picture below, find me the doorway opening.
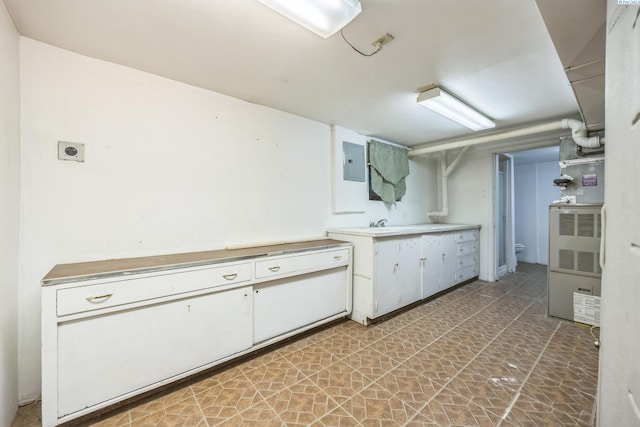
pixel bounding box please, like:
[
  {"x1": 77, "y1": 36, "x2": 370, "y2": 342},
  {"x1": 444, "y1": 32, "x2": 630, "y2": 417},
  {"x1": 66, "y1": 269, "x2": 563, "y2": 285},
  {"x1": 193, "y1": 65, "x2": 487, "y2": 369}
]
[
  {"x1": 494, "y1": 154, "x2": 513, "y2": 279},
  {"x1": 500, "y1": 146, "x2": 560, "y2": 276}
]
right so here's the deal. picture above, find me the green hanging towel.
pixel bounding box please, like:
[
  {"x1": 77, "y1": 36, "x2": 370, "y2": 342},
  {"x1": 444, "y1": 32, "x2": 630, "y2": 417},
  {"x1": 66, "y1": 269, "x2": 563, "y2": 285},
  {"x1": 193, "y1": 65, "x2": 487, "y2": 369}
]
[{"x1": 369, "y1": 139, "x2": 410, "y2": 203}]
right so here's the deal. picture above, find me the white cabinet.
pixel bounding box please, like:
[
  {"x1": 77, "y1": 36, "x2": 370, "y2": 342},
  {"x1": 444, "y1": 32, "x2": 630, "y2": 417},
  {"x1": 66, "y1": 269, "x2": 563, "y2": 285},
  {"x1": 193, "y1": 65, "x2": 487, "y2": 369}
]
[
  {"x1": 58, "y1": 288, "x2": 252, "y2": 417},
  {"x1": 421, "y1": 234, "x2": 443, "y2": 297},
  {"x1": 420, "y1": 230, "x2": 479, "y2": 300},
  {"x1": 42, "y1": 241, "x2": 352, "y2": 427},
  {"x1": 364, "y1": 237, "x2": 421, "y2": 319},
  {"x1": 328, "y1": 225, "x2": 479, "y2": 325},
  {"x1": 372, "y1": 239, "x2": 400, "y2": 316},
  {"x1": 441, "y1": 233, "x2": 460, "y2": 289},
  {"x1": 254, "y1": 268, "x2": 347, "y2": 343}
]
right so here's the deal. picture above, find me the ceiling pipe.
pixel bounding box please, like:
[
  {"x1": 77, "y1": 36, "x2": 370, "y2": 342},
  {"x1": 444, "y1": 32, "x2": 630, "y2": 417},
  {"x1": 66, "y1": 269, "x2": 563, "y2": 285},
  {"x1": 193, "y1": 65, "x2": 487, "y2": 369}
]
[
  {"x1": 409, "y1": 119, "x2": 603, "y2": 157},
  {"x1": 562, "y1": 118, "x2": 602, "y2": 148},
  {"x1": 428, "y1": 146, "x2": 469, "y2": 218}
]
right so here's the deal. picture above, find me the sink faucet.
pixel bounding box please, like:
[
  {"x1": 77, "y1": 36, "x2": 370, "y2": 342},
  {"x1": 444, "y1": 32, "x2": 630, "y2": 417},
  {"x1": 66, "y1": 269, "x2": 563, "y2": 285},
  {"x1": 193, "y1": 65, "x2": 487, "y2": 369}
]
[{"x1": 370, "y1": 219, "x2": 387, "y2": 227}]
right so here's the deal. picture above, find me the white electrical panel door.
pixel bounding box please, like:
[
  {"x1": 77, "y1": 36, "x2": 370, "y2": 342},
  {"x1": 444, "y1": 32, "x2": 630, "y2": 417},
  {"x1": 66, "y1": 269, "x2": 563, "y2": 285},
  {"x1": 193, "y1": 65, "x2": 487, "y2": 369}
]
[{"x1": 57, "y1": 288, "x2": 252, "y2": 418}]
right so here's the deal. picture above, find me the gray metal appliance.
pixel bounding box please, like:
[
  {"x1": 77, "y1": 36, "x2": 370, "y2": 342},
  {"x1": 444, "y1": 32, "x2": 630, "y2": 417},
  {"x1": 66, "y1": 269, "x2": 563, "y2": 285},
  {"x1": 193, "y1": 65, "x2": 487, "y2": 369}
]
[{"x1": 547, "y1": 203, "x2": 602, "y2": 321}]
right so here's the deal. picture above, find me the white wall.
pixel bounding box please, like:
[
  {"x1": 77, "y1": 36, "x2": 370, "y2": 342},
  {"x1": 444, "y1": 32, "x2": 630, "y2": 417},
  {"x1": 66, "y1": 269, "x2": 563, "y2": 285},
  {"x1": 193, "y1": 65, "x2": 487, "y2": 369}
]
[
  {"x1": 0, "y1": 0, "x2": 21, "y2": 423},
  {"x1": 444, "y1": 150, "x2": 494, "y2": 282},
  {"x1": 18, "y1": 38, "x2": 436, "y2": 400},
  {"x1": 513, "y1": 160, "x2": 560, "y2": 264},
  {"x1": 598, "y1": 2, "x2": 640, "y2": 425}
]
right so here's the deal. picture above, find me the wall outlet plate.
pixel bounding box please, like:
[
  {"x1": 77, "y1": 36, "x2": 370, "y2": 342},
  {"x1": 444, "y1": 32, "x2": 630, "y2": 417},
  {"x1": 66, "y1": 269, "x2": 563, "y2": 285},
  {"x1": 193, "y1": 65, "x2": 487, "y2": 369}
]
[{"x1": 58, "y1": 141, "x2": 85, "y2": 162}]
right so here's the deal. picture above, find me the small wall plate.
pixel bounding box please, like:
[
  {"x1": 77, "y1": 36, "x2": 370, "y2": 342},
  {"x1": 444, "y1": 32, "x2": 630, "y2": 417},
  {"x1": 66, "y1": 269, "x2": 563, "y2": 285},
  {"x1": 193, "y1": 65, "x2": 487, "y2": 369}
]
[{"x1": 58, "y1": 141, "x2": 85, "y2": 162}]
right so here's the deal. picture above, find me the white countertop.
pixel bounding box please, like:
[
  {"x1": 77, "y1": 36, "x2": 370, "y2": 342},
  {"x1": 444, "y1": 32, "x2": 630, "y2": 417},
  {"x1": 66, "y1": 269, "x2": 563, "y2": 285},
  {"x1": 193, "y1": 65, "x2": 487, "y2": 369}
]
[{"x1": 327, "y1": 223, "x2": 480, "y2": 238}]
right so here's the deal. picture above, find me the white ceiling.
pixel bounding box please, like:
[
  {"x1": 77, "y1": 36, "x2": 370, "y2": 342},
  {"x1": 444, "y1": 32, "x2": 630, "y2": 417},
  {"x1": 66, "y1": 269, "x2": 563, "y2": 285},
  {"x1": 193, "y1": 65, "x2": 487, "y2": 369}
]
[{"x1": 3, "y1": 0, "x2": 603, "y2": 147}]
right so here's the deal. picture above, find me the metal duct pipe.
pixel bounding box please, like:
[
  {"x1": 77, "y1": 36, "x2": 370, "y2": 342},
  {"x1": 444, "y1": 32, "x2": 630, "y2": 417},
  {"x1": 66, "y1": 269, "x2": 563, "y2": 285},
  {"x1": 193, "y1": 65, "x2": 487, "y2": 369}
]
[{"x1": 409, "y1": 119, "x2": 602, "y2": 157}]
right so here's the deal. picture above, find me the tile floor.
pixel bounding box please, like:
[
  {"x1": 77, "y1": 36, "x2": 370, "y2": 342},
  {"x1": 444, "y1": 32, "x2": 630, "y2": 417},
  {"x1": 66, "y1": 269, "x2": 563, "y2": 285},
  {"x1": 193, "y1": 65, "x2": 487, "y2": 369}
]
[{"x1": 13, "y1": 263, "x2": 599, "y2": 426}]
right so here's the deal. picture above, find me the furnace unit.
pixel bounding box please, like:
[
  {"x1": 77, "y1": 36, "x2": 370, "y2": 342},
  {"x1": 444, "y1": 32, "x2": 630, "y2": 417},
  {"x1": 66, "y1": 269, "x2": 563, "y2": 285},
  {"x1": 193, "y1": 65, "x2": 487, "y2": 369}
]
[{"x1": 547, "y1": 203, "x2": 602, "y2": 321}]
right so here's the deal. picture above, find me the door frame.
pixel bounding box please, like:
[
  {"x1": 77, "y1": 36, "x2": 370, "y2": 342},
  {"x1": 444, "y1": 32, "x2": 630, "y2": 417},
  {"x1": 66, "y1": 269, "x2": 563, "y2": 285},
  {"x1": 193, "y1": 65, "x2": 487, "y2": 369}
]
[{"x1": 494, "y1": 153, "x2": 516, "y2": 279}]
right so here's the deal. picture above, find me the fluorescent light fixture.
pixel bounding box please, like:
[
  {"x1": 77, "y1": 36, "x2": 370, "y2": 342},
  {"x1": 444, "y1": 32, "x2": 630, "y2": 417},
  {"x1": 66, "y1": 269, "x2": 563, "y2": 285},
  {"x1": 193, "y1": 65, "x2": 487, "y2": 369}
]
[
  {"x1": 256, "y1": 0, "x2": 361, "y2": 38},
  {"x1": 417, "y1": 86, "x2": 495, "y2": 131}
]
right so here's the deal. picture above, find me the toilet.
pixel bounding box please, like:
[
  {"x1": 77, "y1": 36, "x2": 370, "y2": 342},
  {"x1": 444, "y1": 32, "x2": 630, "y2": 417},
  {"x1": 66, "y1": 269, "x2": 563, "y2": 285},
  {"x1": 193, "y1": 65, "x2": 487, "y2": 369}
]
[{"x1": 515, "y1": 243, "x2": 525, "y2": 257}]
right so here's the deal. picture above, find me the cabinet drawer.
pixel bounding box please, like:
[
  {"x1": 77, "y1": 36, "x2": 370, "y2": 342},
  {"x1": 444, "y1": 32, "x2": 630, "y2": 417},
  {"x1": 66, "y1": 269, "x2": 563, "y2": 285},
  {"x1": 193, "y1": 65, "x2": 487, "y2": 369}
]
[
  {"x1": 57, "y1": 263, "x2": 252, "y2": 316},
  {"x1": 456, "y1": 253, "x2": 478, "y2": 270},
  {"x1": 454, "y1": 229, "x2": 479, "y2": 243},
  {"x1": 457, "y1": 240, "x2": 479, "y2": 256},
  {"x1": 455, "y1": 265, "x2": 478, "y2": 283},
  {"x1": 255, "y1": 249, "x2": 349, "y2": 279}
]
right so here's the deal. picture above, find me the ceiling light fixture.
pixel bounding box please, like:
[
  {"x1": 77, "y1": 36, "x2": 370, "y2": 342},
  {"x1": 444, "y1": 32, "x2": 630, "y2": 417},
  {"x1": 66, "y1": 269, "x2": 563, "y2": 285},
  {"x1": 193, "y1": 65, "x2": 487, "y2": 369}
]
[
  {"x1": 256, "y1": 0, "x2": 361, "y2": 39},
  {"x1": 417, "y1": 86, "x2": 495, "y2": 131}
]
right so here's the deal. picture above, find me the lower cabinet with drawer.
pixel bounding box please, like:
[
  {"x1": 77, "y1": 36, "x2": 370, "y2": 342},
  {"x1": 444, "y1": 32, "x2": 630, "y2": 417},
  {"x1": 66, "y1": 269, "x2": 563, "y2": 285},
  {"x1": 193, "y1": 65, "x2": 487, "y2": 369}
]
[
  {"x1": 432, "y1": 228, "x2": 480, "y2": 297},
  {"x1": 41, "y1": 242, "x2": 352, "y2": 427}
]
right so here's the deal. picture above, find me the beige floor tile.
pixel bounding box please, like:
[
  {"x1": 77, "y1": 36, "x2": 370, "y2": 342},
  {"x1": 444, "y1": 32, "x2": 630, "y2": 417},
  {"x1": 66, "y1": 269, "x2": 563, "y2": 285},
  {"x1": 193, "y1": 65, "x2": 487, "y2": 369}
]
[
  {"x1": 193, "y1": 375, "x2": 265, "y2": 420},
  {"x1": 402, "y1": 348, "x2": 462, "y2": 384},
  {"x1": 128, "y1": 386, "x2": 195, "y2": 422},
  {"x1": 503, "y1": 393, "x2": 591, "y2": 426},
  {"x1": 342, "y1": 346, "x2": 399, "y2": 381},
  {"x1": 340, "y1": 382, "x2": 417, "y2": 426},
  {"x1": 311, "y1": 406, "x2": 361, "y2": 426},
  {"x1": 364, "y1": 333, "x2": 421, "y2": 364},
  {"x1": 286, "y1": 344, "x2": 341, "y2": 378},
  {"x1": 373, "y1": 365, "x2": 443, "y2": 411},
  {"x1": 209, "y1": 399, "x2": 282, "y2": 427},
  {"x1": 307, "y1": 360, "x2": 374, "y2": 404},
  {"x1": 265, "y1": 378, "x2": 339, "y2": 425},
  {"x1": 408, "y1": 388, "x2": 499, "y2": 427},
  {"x1": 242, "y1": 358, "x2": 306, "y2": 398},
  {"x1": 129, "y1": 394, "x2": 205, "y2": 427}
]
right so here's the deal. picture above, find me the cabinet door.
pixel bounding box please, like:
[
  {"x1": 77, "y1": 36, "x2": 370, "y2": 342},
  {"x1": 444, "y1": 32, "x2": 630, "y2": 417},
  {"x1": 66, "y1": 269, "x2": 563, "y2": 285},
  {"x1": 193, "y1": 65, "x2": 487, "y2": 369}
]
[
  {"x1": 421, "y1": 234, "x2": 442, "y2": 298},
  {"x1": 57, "y1": 287, "x2": 252, "y2": 418},
  {"x1": 253, "y1": 268, "x2": 347, "y2": 343},
  {"x1": 441, "y1": 233, "x2": 459, "y2": 289},
  {"x1": 398, "y1": 237, "x2": 422, "y2": 306},
  {"x1": 372, "y1": 239, "x2": 402, "y2": 317}
]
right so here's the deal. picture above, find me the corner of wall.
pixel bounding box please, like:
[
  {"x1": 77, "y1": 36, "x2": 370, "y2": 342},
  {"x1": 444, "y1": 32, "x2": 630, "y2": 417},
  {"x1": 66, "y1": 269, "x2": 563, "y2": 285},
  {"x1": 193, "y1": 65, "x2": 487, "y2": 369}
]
[{"x1": 0, "y1": 0, "x2": 22, "y2": 425}]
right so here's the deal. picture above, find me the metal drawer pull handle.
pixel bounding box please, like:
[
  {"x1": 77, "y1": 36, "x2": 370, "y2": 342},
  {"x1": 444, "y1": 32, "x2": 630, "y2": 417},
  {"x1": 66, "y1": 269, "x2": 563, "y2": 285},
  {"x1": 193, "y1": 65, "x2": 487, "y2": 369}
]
[
  {"x1": 268, "y1": 266, "x2": 280, "y2": 272},
  {"x1": 223, "y1": 273, "x2": 238, "y2": 280},
  {"x1": 86, "y1": 293, "x2": 113, "y2": 303},
  {"x1": 333, "y1": 255, "x2": 343, "y2": 260}
]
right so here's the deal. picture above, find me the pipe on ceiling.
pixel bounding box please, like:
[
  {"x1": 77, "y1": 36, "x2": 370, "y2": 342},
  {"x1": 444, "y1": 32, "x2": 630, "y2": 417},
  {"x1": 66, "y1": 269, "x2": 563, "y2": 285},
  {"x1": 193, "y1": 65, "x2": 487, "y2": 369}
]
[
  {"x1": 416, "y1": 118, "x2": 603, "y2": 219},
  {"x1": 408, "y1": 118, "x2": 603, "y2": 157}
]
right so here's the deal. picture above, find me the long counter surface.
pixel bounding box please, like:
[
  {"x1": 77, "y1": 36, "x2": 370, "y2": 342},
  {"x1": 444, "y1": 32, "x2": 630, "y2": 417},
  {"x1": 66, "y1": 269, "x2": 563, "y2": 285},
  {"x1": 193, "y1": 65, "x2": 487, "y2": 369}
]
[{"x1": 43, "y1": 239, "x2": 350, "y2": 285}]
